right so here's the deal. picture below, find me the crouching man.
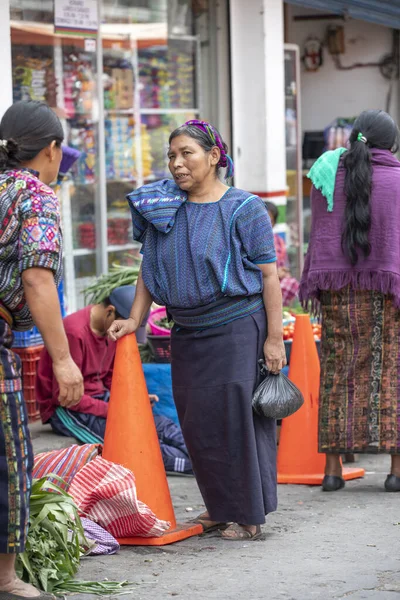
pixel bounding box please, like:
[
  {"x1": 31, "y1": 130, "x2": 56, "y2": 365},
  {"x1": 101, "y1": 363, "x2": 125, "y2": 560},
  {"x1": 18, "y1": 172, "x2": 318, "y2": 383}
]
[{"x1": 36, "y1": 285, "x2": 193, "y2": 475}]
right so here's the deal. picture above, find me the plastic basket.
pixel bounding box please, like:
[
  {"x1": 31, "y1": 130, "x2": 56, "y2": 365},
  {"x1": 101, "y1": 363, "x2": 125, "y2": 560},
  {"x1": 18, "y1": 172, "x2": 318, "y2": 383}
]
[
  {"x1": 148, "y1": 307, "x2": 171, "y2": 336},
  {"x1": 12, "y1": 281, "x2": 65, "y2": 348},
  {"x1": 12, "y1": 327, "x2": 43, "y2": 348},
  {"x1": 13, "y1": 345, "x2": 44, "y2": 422},
  {"x1": 147, "y1": 334, "x2": 171, "y2": 363}
]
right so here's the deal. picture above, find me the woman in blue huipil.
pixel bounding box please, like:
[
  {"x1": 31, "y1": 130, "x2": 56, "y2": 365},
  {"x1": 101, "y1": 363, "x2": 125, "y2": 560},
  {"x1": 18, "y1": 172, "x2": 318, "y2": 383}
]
[{"x1": 109, "y1": 120, "x2": 286, "y2": 540}]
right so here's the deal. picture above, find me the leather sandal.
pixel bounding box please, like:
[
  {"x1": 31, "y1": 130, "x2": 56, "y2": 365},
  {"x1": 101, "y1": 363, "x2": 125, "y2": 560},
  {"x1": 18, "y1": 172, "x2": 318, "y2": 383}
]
[
  {"x1": 220, "y1": 523, "x2": 262, "y2": 541},
  {"x1": 322, "y1": 475, "x2": 345, "y2": 492},
  {"x1": 190, "y1": 512, "x2": 229, "y2": 533}
]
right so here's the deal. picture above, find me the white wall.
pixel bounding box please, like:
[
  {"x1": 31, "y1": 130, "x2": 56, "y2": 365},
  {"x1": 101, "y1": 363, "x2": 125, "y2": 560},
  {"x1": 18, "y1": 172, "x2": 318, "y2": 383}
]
[
  {"x1": 230, "y1": 0, "x2": 267, "y2": 191},
  {"x1": 230, "y1": 0, "x2": 286, "y2": 198},
  {"x1": 196, "y1": 0, "x2": 231, "y2": 151},
  {"x1": 0, "y1": 0, "x2": 12, "y2": 119},
  {"x1": 286, "y1": 4, "x2": 396, "y2": 133},
  {"x1": 263, "y1": 0, "x2": 287, "y2": 195}
]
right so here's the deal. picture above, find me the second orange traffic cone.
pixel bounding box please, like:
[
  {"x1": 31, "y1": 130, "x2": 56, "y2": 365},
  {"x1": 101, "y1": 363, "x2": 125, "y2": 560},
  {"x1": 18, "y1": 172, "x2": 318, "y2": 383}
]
[
  {"x1": 277, "y1": 314, "x2": 365, "y2": 485},
  {"x1": 102, "y1": 334, "x2": 202, "y2": 544}
]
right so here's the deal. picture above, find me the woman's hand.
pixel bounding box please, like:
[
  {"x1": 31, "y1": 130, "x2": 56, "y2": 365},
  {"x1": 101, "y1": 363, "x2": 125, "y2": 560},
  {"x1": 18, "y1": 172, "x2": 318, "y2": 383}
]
[
  {"x1": 108, "y1": 317, "x2": 138, "y2": 342},
  {"x1": 263, "y1": 336, "x2": 287, "y2": 374},
  {"x1": 53, "y1": 356, "x2": 84, "y2": 407}
]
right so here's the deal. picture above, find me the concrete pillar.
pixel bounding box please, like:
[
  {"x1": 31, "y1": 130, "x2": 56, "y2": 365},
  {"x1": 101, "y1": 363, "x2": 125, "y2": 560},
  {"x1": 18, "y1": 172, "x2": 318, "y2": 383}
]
[
  {"x1": 229, "y1": 0, "x2": 286, "y2": 202},
  {"x1": 0, "y1": 0, "x2": 13, "y2": 119}
]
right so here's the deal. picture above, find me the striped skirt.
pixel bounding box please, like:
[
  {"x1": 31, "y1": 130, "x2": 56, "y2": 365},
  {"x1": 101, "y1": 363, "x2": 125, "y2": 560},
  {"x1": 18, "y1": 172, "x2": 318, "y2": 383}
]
[
  {"x1": 319, "y1": 287, "x2": 400, "y2": 454},
  {"x1": 0, "y1": 318, "x2": 33, "y2": 553}
]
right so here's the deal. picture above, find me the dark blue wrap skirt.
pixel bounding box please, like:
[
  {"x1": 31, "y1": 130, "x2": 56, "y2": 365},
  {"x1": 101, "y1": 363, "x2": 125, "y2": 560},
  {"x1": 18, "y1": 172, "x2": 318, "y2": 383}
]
[{"x1": 171, "y1": 309, "x2": 277, "y2": 525}]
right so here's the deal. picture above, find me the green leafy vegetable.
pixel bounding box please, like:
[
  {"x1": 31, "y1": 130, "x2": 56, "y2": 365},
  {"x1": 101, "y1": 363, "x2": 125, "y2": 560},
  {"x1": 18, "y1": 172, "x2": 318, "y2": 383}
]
[
  {"x1": 51, "y1": 580, "x2": 138, "y2": 596},
  {"x1": 139, "y1": 342, "x2": 155, "y2": 363},
  {"x1": 16, "y1": 476, "x2": 136, "y2": 596},
  {"x1": 283, "y1": 301, "x2": 309, "y2": 315},
  {"x1": 84, "y1": 262, "x2": 141, "y2": 305},
  {"x1": 16, "y1": 476, "x2": 88, "y2": 593},
  {"x1": 154, "y1": 316, "x2": 173, "y2": 330}
]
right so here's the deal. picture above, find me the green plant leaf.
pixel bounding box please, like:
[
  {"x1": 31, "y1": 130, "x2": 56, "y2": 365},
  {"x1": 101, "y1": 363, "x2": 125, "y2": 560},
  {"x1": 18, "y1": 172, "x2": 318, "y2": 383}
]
[{"x1": 19, "y1": 476, "x2": 134, "y2": 595}]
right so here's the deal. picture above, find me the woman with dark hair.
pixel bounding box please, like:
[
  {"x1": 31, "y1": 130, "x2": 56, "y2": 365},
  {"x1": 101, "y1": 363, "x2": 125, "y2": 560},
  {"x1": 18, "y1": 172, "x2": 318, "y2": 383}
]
[
  {"x1": 109, "y1": 119, "x2": 285, "y2": 540},
  {"x1": 301, "y1": 109, "x2": 400, "y2": 492},
  {"x1": 0, "y1": 101, "x2": 83, "y2": 600},
  {"x1": 265, "y1": 201, "x2": 299, "y2": 306}
]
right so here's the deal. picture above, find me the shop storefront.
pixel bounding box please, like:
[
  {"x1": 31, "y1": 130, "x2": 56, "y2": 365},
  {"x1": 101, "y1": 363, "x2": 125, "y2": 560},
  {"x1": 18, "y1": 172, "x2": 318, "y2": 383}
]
[
  {"x1": 8, "y1": 0, "x2": 228, "y2": 311},
  {"x1": 283, "y1": 0, "x2": 400, "y2": 263}
]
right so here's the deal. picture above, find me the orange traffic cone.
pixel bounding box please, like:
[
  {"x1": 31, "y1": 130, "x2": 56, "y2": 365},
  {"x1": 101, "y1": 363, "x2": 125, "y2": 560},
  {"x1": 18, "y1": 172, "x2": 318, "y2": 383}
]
[
  {"x1": 277, "y1": 314, "x2": 364, "y2": 485},
  {"x1": 102, "y1": 334, "x2": 202, "y2": 545}
]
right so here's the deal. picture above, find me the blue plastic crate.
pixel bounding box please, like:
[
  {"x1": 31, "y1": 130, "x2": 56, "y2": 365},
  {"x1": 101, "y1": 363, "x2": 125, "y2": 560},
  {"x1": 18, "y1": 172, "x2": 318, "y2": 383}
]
[
  {"x1": 12, "y1": 327, "x2": 43, "y2": 348},
  {"x1": 12, "y1": 281, "x2": 66, "y2": 348}
]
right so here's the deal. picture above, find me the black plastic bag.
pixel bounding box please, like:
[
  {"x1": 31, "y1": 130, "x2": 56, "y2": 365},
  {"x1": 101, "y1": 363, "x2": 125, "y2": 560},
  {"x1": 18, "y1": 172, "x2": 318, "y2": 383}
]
[{"x1": 252, "y1": 361, "x2": 304, "y2": 419}]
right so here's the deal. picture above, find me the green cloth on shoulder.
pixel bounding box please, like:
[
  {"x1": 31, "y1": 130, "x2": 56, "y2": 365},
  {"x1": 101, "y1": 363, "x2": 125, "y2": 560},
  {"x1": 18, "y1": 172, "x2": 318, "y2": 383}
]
[{"x1": 307, "y1": 147, "x2": 347, "y2": 212}]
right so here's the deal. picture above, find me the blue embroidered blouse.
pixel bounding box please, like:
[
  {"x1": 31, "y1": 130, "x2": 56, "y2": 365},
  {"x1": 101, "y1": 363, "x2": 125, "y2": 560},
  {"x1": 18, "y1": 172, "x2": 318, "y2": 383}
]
[{"x1": 128, "y1": 181, "x2": 276, "y2": 322}]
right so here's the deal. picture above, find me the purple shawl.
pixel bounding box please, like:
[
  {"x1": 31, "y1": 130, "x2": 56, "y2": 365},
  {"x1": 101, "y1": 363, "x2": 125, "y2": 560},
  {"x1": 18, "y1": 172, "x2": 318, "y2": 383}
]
[{"x1": 300, "y1": 148, "x2": 400, "y2": 308}]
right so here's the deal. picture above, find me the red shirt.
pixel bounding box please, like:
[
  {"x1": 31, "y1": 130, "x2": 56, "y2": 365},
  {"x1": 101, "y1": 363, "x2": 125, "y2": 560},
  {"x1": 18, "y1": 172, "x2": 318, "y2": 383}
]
[{"x1": 36, "y1": 306, "x2": 116, "y2": 423}]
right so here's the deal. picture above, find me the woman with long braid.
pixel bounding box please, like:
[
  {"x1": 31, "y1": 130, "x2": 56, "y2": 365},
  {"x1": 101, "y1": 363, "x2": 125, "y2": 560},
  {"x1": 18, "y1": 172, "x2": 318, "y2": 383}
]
[{"x1": 301, "y1": 110, "x2": 400, "y2": 492}]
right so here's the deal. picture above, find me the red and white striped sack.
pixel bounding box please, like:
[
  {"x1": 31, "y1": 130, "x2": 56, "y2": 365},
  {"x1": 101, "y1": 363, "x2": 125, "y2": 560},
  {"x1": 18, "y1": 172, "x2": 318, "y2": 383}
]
[
  {"x1": 33, "y1": 444, "x2": 101, "y2": 491},
  {"x1": 69, "y1": 456, "x2": 170, "y2": 538}
]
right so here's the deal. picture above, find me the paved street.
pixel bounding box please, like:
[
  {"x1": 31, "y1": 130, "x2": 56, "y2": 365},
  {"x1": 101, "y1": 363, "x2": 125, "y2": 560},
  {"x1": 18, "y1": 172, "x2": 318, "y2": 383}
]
[{"x1": 31, "y1": 423, "x2": 400, "y2": 600}]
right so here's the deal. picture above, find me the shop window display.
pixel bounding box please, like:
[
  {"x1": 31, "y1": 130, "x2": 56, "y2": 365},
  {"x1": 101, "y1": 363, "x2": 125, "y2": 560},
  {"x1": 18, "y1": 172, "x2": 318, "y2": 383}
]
[{"x1": 10, "y1": 0, "x2": 200, "y2": 311}]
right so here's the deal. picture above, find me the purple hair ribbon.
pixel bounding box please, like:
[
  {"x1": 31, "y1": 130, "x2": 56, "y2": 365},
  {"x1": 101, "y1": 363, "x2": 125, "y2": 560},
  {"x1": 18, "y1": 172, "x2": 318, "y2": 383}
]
[{"x1": 184, "y1": 119, "x2": 234, "y2": 179}]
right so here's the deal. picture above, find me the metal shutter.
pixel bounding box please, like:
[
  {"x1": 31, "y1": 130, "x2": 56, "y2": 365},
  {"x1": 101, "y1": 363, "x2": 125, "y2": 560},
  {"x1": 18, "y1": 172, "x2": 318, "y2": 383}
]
[{"x1": 284, "y1": 1, "x2": 400, "y2": 29}]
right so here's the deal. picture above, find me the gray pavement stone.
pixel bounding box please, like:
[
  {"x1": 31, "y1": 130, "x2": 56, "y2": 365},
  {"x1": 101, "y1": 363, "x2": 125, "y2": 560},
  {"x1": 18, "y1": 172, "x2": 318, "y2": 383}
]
[
  {"x1": 29, "y1": 420, "x2": 76, "y2": 453},
  {"x1": 29, "y1": 424, "x2": 400, "y2": 600}
]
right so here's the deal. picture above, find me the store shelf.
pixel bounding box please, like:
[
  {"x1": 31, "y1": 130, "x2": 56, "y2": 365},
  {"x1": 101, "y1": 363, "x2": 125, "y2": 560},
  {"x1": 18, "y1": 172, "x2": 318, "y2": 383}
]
[
  {"x1": 140, "y1": 108, "x2": 200, "y2": 115},
  {"x1": 105, "y1": 109, "x2": 135, "y2": 115},
  {"x1": 107, "y1": 178, "x2": 137, "y2": 184},
  {"x1": 11, "y1": 19, "x2": 200, "y2": 313},
  {"x1": 73, "y1": 248, "x2": 96, "y2": 257},
  {"x1": 107, "y1": 243, "x2": 139, "y2": 252},
  {"x1": 73, "y1": 243, "x2": 140, "y2": 256},
  {"x1": 168, "y1": 34, "x2": 198, "y2": 42}
]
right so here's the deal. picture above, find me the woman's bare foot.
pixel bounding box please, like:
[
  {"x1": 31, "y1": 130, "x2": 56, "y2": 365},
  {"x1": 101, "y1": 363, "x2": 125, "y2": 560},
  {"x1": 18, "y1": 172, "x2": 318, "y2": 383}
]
[
  {"x1": 0, "y1": 554, "x2": 53, "y2": 598},
  {"x1": 0, "y1": 577, "x2": 46, "y2": 598},
  {"x1": 192, "y1": 511, "x2": 227, "y2": 532}
]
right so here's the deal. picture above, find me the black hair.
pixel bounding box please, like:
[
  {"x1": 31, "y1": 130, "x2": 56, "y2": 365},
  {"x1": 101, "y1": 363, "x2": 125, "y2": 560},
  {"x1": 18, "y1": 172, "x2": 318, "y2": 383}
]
[
  {"x1": 0, "y1": 100, "x2": 64, "y2": 171},
  {"x1": 265, "y1": 201, "x2": 278, "y2": 226},
  {"x1": 168, "y1": 124, "x2": 229, "y2": 176},
  {"x1": 342, "y1": 109, "x2": 400, "y2": 266},
  {"x1": 102, "y1": 297, "x2": 122, "y2": 320}
]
